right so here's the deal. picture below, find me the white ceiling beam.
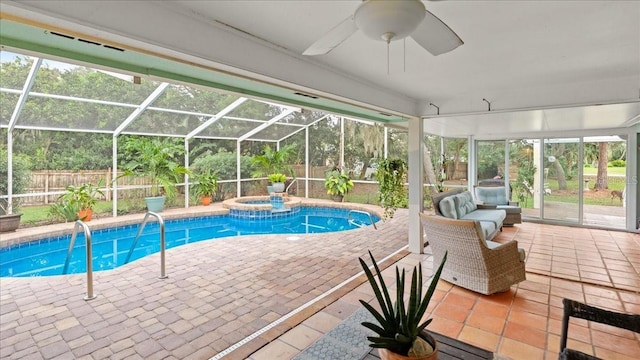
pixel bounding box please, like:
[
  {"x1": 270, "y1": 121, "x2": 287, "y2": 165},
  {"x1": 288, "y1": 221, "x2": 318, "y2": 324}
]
[
  {"x1": 113, "y1": 82, "x2": 169, "y2": 136},
  {"x1": 8, "y1": 57, "x2": 41, "y2": 132},
  {"x1": 238, "y1": 108, "x2": 297, "y2": 142},
  {"x1": 186, "y1": 97, "x2": 248, "y2": 140}
]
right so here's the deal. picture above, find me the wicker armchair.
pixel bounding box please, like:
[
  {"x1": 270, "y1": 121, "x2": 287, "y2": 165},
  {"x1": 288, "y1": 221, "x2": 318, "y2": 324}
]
[
  {"x1": 419, "y1": 213, "x2": 526, "y2": 295},
  {"x1": 559, "y1": 298, "x2": 640, "y2": 360}
]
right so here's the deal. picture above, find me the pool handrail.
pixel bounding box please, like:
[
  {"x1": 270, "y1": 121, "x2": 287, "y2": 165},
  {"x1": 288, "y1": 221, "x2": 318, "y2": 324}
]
[
  {"x1": 285, "y1": 178, "x2": 297, "y2": 193},
  {"x1": 347, "y1": 210, "x2": 377, "y2": 230},
  {"x1": 125, "y1": 211, "x2": 168, "y2": 279},
  {"x1": 63, "y1": 220, "x2": 97, "y2": 301}
]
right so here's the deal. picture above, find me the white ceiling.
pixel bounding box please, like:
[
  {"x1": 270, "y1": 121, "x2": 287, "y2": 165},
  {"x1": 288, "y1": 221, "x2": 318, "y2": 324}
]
[
  {"x1": 180, "y1": 1, "x2": 640, "y2": 107},
  {"x1": 2, "y1": 0, "x2": 639, "y2": 137}
]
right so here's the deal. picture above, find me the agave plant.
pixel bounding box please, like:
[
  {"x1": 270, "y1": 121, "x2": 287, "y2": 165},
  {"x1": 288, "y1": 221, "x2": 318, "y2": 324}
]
[{"x1": 359, "y1": 250, "x2": 447, "y2": 356}]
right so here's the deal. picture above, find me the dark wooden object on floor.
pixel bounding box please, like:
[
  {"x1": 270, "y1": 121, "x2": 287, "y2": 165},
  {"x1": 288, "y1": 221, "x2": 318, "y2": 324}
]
[{"x1": 363, "y1": 331, "x2": 493, "y2": 360}]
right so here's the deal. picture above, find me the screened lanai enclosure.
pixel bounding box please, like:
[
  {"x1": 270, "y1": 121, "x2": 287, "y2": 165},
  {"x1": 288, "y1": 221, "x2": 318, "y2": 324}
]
[
  {"x1": 0, "y1": 50, "x2": 412, "y2": 218},
  {"x1": 2, "y1": 49, "x2": 638, "y2": 233}
]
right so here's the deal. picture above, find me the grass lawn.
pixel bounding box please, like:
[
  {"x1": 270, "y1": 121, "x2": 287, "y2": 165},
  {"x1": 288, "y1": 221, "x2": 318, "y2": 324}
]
[
  {"x1": 518, "y1": 176, "x2": 627, "y2": 207},
  {"x1": 19, "y1": 199, "x2": 149, "y2": 226},
  {"x1": 583, "y1": 166, "x2": 626, "y2": 176}
]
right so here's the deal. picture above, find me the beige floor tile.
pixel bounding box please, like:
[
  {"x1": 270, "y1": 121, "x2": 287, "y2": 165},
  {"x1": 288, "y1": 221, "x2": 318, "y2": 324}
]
[{"x1": 278, "y1": 325, "x2": 323, "y2": 351}]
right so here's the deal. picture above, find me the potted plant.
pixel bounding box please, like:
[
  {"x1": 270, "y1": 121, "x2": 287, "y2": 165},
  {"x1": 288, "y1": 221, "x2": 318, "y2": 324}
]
[
  {"x1": 377, "y1": 158, "x2": 408, "y2": 220},
  {"x1": 48, "y1": 197, "x2": 80, "y2": 222},
  {"x1": 57, "y1": 181, "x2": 105, "y2": 221},
  {"x1": 251, "y1": 144, "x2": 297, "y2": 193},
  {"x1": 268, "y1": 173, "x2": 287, "y2": 193},
  {"x1": 0, "y1": 202, "x2": 22, "y2": 233},
  {"x1": 192, "y1": 170, "x2": 219, "y2": 206},
  {"x1": 359, "y1": 251, "x2": 447, "y2": 360},
  {"x1": 120, "y1": 137, "x2": 190, "y2": 212},
  {"x1": 325, "y1": 168, "x2": 354, "y2": 202}
]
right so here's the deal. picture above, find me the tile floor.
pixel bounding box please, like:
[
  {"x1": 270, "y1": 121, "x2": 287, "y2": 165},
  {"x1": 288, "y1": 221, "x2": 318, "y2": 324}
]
[
  {"x1": 1, "y1": 202, "x2": 639, "y2": 360},
  {"x1": 250, "y1": 223, "x2": 640, "y2": 360}
]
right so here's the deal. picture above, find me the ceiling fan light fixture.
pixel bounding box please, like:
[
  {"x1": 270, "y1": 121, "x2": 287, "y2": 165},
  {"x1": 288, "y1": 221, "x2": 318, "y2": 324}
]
[{"x1": 355, "y1": 0, "x2": 426, "y2": 42}]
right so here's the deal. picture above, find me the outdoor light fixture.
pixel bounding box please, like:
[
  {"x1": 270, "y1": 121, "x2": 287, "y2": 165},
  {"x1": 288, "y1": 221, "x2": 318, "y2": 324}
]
[
  {"x1": 303, "y1": 0, "x2": 463, "y2": 58},
  {"x1": 355, "y1": 0, "x2": 426, "y2": 44}
]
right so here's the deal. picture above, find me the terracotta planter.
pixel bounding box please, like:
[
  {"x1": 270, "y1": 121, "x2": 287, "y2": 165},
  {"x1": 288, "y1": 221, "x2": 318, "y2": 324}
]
[
  {"x1": 378, "y1": 332, "x2": 438, "y2": 360},
  {"x1": 0, "y1": 213, "x2": 22, "y2": 233},
  {"x1": 201, "y1": 196, "x2": 212, "y2": 206},
  {"x1": 78, "y1": 209, "x2": 93, "y2": 222}
]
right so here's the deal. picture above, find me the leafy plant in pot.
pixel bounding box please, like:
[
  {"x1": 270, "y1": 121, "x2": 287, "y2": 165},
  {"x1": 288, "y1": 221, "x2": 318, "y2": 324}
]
[
  {"x1": 359, "y1": 250, "x2": 447, "y2": 360},
  {"x1": 325, "y1": 168, "x2": 354, "y2": 202},
  {"x1": 192, "y1": 170, "x2": 219, "y2": 206},
  {"x1": 57, "y1": 181, "x2": 105, "y2": 221},
  {"x1": 120, "y1": 137, "x2": 190, "y2": 212},
  {"x1": 267, "y1": 173, "x2": 287, "y2": 193},
  {"x1": 251, "y1": 144, "x2": 296, "y2": 193}
]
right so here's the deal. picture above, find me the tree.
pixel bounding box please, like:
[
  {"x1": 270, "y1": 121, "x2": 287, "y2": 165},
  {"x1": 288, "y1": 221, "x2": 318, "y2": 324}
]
[
  {"x1": 550, "y1": 144, "x2": 568, "y2": 190},
  {"x1": 423, "y1": 144, "x2": 439, "y2": 195},
  {"x1": 594, "y1": 142, "x2": 609, "y2": 190}
]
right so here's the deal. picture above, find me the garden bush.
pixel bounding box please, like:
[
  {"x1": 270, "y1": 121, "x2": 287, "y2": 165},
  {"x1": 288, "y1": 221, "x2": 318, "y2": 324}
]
[{"x1": 609, "y1": 159, "x2": 626, "y2": 167}]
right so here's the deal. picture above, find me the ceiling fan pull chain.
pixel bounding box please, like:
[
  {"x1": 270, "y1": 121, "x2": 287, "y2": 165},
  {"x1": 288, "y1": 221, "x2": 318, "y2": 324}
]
[
  {"x1": 403, "y1": 38, "x2": 406, "y2": 73},
  {"x1": 387, "y1": 41, "x2": 390, "y2": 75}
]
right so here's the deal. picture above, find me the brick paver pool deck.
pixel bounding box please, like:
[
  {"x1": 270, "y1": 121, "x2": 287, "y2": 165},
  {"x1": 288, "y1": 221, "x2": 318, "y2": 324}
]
[
  {"x1": 1, "y1": 199, "x2": 639, "y2": 359},
  {"x1": 1, "y1": 200, "x2": 408, "y2": 359}
]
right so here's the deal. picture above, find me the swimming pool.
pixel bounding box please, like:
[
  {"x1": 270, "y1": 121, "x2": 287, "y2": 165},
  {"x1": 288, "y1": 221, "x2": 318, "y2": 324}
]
[{"x1": 0, "y1": 207, "x2": 379, "y2": 277}]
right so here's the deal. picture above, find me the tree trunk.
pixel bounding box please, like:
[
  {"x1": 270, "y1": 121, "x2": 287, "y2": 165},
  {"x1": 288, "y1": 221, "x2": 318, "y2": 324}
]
[
  {"x1": 423, "y1": 144, "x2": 439, "y2": 195},
  {"x1": 594, "y1": 142, "x2": 609, "y2": 190},
  {"x1": 553, "y1": 160, "x2": 567, "y2": 190},
  {"x1": 550, "y1": 144, "x2": 568, "y2": 190}
]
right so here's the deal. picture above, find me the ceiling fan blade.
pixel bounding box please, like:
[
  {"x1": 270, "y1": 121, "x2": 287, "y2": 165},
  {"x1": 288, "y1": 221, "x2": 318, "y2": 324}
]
[
  {"x1": 410, "y1": 10, "x2": 463, "y2": 56},
  {"x1": 303, "y1": 16, "x2": 358, "y2": 56}
]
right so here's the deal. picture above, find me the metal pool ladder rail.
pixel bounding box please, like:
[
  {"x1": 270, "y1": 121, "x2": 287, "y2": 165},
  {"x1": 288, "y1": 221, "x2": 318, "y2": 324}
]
[
  {"x1": 125, "y1": 211, "x2": 168, "y2": 279},
  {"x1": 347, "y1": 210, "x2": 377, "y2": 230},
  {"x1": 63, "y1": 220, "x2": 97, "y2": 300}
]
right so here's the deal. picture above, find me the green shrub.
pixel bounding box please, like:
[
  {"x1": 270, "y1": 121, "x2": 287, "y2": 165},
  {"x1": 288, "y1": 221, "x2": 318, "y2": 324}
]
[
  {"x1": 0, "y1": 148, "x2": 31, "y2": 214},
  {"x1": 609, "y1": 159, "x2": 626, "y2": 167}
]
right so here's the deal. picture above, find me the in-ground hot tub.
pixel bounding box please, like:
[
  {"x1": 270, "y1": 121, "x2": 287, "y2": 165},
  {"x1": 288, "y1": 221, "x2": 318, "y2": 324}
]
[{"x1": 222, "y1": 195, "x2": 302, "y2": 219}]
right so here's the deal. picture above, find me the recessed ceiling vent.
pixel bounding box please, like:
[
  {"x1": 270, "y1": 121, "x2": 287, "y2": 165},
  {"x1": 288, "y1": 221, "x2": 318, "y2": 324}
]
[
  {"x1": 46, "y1": 30, "x2": 125, "y2": 52},
  {"x1": 294, "y1": 92, "x2": 319, "y2": 99}
]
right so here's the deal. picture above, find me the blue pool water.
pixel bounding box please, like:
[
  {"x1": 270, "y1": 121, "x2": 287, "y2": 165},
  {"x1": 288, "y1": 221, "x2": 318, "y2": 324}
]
[{"x1": 0, "y1": 207, "x2": 378, "y2": 277}]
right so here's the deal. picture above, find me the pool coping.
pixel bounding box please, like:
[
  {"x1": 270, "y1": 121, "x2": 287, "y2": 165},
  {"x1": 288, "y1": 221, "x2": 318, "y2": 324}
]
[{"x1": 0, "y1": 198, "x2": 383, "y2": 249}]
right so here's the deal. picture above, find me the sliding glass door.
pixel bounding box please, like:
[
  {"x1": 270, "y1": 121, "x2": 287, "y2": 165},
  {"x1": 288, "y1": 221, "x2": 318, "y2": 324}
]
[{"x1": 542, "y1": 138, "x2": 581, "y2": 223}]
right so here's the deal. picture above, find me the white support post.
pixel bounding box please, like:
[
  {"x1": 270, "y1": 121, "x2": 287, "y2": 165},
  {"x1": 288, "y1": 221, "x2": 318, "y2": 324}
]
[
  {"x1": 185, "y1": 139, "x2": 190, "y2": 208},
  {"x1": 504, "y1": 140, "x2": 510, "y2": 200},
  {"x1": 408, "y1": 117, "x2": 424, "y2": 254},
  {"x1": 384, "y1": 127, "x2": 388, "y2": 159},
  {"x1": 6, "y1": 58, "x2": 42, "y2": 213},
  {"x1": 112, "y1": 136, "x2": 118, "y2": 217},
  {"x1": 467, "y1": 135, "x2": 476, "y2": 191},
  {"x1": 305, "y1": 127, "x2": 309, "y2": 198},
  {"x1": 7, "y1": 131, "x2": 13, "y2": 214},
  {"x1": 237, "y1": 141, "x2": 242, "y2": 198},
  {"x1": 626, "y1": 128, "x2": 639, "y2": 231},
  {"x1": 340, "y1": 117, "x2": 345, "y2": 169}
]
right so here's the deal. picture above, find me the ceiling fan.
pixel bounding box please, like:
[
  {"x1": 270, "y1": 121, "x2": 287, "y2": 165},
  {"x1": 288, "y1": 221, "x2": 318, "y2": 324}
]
[{"x1": 303, "y1": 0, "x2": 463, "y2": 56}]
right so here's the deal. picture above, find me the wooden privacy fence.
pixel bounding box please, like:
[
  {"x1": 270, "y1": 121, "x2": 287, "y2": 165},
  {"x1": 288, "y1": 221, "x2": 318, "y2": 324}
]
[
  {"x1": 19, "y1": 165, "x2": 380, "y2": 206},
  {"x1": 23, "y1": 169, "x2": 158, "y2": 205},
  {"x1": 21, "y1": 166, "x2": 335, "y2": 206}
]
